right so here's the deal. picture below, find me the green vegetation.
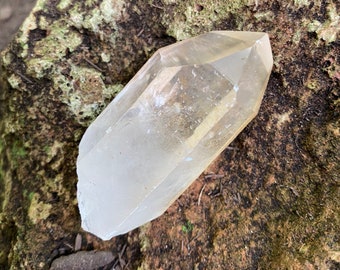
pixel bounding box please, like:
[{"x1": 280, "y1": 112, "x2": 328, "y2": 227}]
[{"x1": 182, "y1": 220, "x2": 194, "y2": 234}]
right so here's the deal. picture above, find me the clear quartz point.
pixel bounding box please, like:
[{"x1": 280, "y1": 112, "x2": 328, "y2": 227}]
[{"x1": 77, "y1": 31, "x2": 273, "y2": 240}]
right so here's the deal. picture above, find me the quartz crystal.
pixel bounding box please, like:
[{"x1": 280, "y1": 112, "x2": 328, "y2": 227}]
[{"x1": 77, "y1": 31, "x2": 273, "y2": 240}]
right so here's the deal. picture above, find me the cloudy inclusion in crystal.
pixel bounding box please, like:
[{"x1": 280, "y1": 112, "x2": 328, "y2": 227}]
[{"x1": 77, "y1": 31, "x2": 273, "y2": 240}]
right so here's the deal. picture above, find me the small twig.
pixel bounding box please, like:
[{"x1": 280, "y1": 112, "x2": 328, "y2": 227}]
[
  {"x1": 118, "y1": 244, "x2": 127, "y2": 269},
  {"x1": 137, "y1": 28, "x2": 144, "y2": 37},
  {"x1": 190, "y1": 232, "x2": 202, "y2": 244},
  {"x1": 15, "y1": 71, "x2": 33, "y2": 84},
  {"x1": 204, "y1": 174, "x2": 224, "y2": 180},
  {"x1": 151, "y1": 3, "x2": 164, "y2": 10},
  {"x1": 187, "y1": 243, "x2": 192, "y2": 255},
  {"x1": 237, "y1": 192, "x2": 241, "y2": 202},
  {"x1": 197, "y1": 184, "x2": 206, "y2": 206},
  {"x1": 119, "y1": 243, "x2": 127, "y2": 257},
  {"x1": 113, "y1": 259, "x2": 119, "y2": 268},
  {"x1": 64, "y1": 242, "x2": 73, "y2": 250},
  {"x1": 84, "y1": 57, "x2": 103, "y2": 72}
]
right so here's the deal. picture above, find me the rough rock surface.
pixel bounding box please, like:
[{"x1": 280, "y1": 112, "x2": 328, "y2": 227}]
[
  {"x1": 0, "y1": 0, "x2": 339, "y2": 269},
  {"x1": 50, "y1": 251, "x2": 115, "y2": 270}
]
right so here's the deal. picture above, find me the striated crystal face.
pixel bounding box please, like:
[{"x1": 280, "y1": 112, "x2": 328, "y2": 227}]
[{"x1": 77, "y1": 31, "x2": 273, "y2": 240}]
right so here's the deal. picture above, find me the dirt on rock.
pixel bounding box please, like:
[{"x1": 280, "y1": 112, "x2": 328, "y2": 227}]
[{"x1": 0, "y1": 0, "x2": 339, "y2": 269}]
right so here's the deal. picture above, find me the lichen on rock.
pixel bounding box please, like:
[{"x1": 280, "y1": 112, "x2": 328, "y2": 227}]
[{"x1": 28, "y1": 193, "x2": 52, "y2": 225}]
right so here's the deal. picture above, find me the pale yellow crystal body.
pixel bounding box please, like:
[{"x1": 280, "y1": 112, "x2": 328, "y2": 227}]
[{"x1": 77, "y1": 31, "x2": 273, "y2": 240}]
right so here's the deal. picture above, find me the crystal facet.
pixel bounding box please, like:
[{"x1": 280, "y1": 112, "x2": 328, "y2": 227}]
[{"x1": 77, "y1": 31, "x2": 273, "y2": 240}]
